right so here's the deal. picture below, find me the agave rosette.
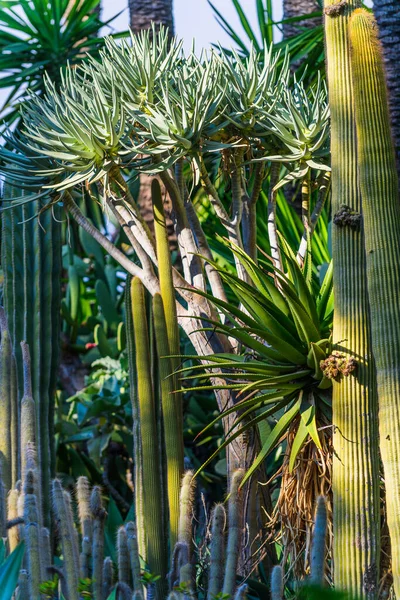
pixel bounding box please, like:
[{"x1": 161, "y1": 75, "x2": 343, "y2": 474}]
[{"x1": 178, "y1": 242, "x2": 333, "y2": 482}]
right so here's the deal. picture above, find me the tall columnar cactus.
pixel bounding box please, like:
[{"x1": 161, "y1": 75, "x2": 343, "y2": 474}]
[
  {"x1": 130, "y1": 277, "x2": 168, "y2": 599},
  {"x1": 323, "y1": 1, "x2": 380, "y2": 597},
  {"x1": 52, "y1": 479, "x2": 80, "y2": 600},
  {"x1": 153, "y1": 292, "x2": 184, "y2": 548},
  {"x1": 2, "y1": 189, "x2": 62, "y2": 522},
  {"x1": 152, "y1": 180, "x2": 183, "y2": 436},
  {"x1": 223, "y1": 469, "x2": 244, "y2": 598},
  {"x1": 310, "y1": 496, "x2": 327, "y2": 586},
  {"x1": 125, "y1": 276, "x2": 145, "y2": 560},
  {"x1": 0, "y1": 307, "x2": 13, "y2": 493},
  {"x1": 208, "y1": 504, "x2": 226, "y2": 600},
  {"x1": 349, "y1": 9, "x2": 400, "y2": 593}
]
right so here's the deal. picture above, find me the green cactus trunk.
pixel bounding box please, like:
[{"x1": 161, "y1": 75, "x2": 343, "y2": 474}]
[
  {"x1": 0, "y1": 309, "x2": 13, "y2": 493},
  {"x1": 153, "y1": 293, "x2": 184, "y2": 548},
  {"x1": 130, "y1": 278, "x2": 168, "y2": 599},
  {"x1": 125, "y1": 276, "x2": 146, "y2": 562},
  {"x1": 349, "y1": 9, "x2": 400, "y2": 593},
  {"x1": 2, "y1": 190, "x2": 62, "y2": 524},
  {"x1": 323, "y1": 1, "x2": 381, "y2": 597}
]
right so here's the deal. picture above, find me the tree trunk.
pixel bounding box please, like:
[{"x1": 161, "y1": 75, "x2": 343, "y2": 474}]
[
  {"x1": 283, "y1": 0, "x2": 321, "y2": 38},
  {"x1": 128, "y1": 0, "x2": 174, "y2": 34},
  {"x1": 373, "y1": 0, "x2": 400, "y2": 179}
]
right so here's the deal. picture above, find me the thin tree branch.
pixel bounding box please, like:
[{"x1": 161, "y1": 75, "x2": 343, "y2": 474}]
[
  {"x1": 297, "y1": 171, "x2": 331, "y2": 265},
  {"x1": 267, "y1": 163, "x2": 282, "y2": 273},
  {"x1": 242, "y1": 162, "x2": 265, "y2": 261},
  {"x1": 159, "y1": 168, "x2": 205, "y2": 290}
]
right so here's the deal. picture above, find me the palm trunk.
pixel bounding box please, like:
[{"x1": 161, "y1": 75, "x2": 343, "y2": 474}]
[
  {"x1": 373, "y1": 0, "x2": 400, "y2": 179},
  {"x1": 283, "y1": 0, "x2": 321, "y2": 39},
  {"x1": 128, "y1": 0, "x2": 174, "y2": 34}
]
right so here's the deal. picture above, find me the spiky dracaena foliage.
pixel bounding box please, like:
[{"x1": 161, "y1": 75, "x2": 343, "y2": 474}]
[
  {"x1": 182, "y1": 244, "x2": 334, "y2": 471},
  {"x1": 324, "y1": 1, "x2": 380, "y2": 597},
  {"x1": 349, "y1": 9, "x2": 400, "y2": 593},
  {"x1": 177, "y1": 242, "x2": 334, "y2": 566}
]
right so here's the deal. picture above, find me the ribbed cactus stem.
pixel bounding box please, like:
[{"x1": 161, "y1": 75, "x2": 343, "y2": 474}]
[
  {"x1": 132, "y1": 591, "x2": 145, "y2": 600},
  {"x1": 24, "y1": 492, "x2": 42, "y2": 599},
  {"x1": 125, "y1": 277, "x2": 145, "y2": 561},
  {"x1": 117, "y1": 526, "x2": 131, "y2": 586},
  {"x1": 153, "y1": 293, "x2": 184, "y2": 547},
  {"x1": 349, "y1": 9, "x2": 400, "y2": 595},
  {"x1": 63, "y1": 491, "x2": 80, "y2": 574},
  {"x1": 270, "y1": 565, "x2": 284, "y2": 600},
  {"x1": 324, "y1": 1, "x2": 381, "y2": 597},
  {"x1": 7, "y1": 489, "x2": 19, "y2": 551},
  {"x1": 2, "y1": 194, "x2": 62, "y2": 527},
  {"x1": 76, "y1": 476, "x2": 92, "y2": 578},
  {"x1": 102, "y1": 556, "x2": 114, "y2": 600},
  {"x1": 131, "y1": 278, "x2": 167, "y2": 599},
  {"x1": 41, "y1": 527, "x2": 52, "y2": 582},
  {"x1": 0, "y1": 307, "x2": 12, "y2": 493},
  {"x1": 91, "y1": 486, "x2": 107, "y2": 600},
  {"x1": 80, "y1": 536, "x2": 91, "y2": 580},
  {"x1": 207, "y1": 503, "x2": 226, "y2": 600},
  {"x1": 76, "y1": 476, "x2": 93, "y2": 539},
  {"x1": 20, "y1": 343, "x2": 37, "y2": 480},
  {"x1": 152, "y1": 180, "x2": 182, "y2": 425},
  {"x1": 125, "y1": 522, "x2": 142, "y2": 593},
  {"x1": 222, "y1": 469, "x2": 244, "y2": 598},
  {"x1": 152, "y1": 179, "x2": 181, "y2": 364},
  {"x1": 52, "y1": 479, "x2": 79, "y2": 600},
  {"x1": 18, "y1": 570, "x2": 29, "y2": 600},
  {"x1": 178, "y1": 471, "x2": 195, "y2": 559},
  {"x1": 10, "y1": 353, "x2": 18, "y2": 487},
  {"x1": 310, "y1": 496, "x2": 327, "y2": 586}
]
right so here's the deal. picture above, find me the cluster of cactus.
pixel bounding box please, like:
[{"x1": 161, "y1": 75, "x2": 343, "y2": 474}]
[
  {"x1": 0, "y1": 296, "x2": 250, "y2": 600},
  {"x1": 324, "y1": 1, "x2": 400, "y2": 597},
  {"x1": 2, "y1": 465, "x2": 249, "y2": 599},
  {"x1": 1, "y1": 187, "x2": 62, "y2": 523}
]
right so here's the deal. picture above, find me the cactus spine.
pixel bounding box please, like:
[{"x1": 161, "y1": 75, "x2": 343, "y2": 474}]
[
  {"x1": 349, "y1": 9, "x2": 400, "y2": 593},
  {"x1": 131, "y1": 277, "x2": 168, "y2": 599},
  {"x1": 324, "y1": 1, "x2": 381, "y2": 596}
]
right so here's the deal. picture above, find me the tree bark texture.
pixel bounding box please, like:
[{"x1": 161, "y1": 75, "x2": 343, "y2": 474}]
[
  {"x1": 283, "y1": 0, "x2": 321, "y2": 39},
  {"x1": 129, "y1": 0, "x2": 174, "y2": 35},
  {"x1": 373, "y1": 0, "x2": 400, "y2": 178}
]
